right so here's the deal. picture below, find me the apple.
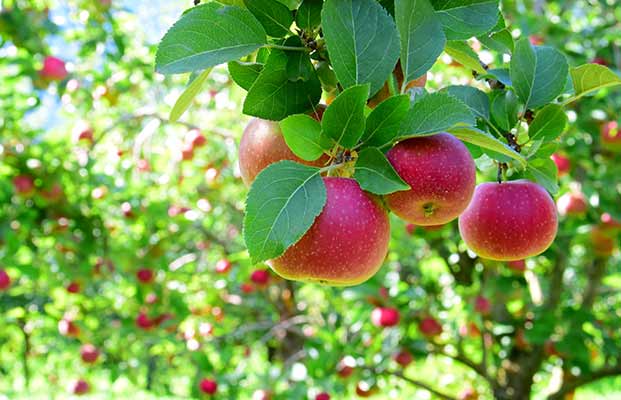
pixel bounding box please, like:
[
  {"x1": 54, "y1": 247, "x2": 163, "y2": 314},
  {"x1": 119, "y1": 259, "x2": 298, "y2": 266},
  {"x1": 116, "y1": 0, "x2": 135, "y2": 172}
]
[
  {"x1": 270, "y1": 177, "x2": 390, "y2": 286},
  {"x1": 419, "y1": 317, "x2": 442, "y2": 337},
  {"x1": 215, "y1": 259, "x2": 232, "y2": 274},
  {"x1": 186, "y1": 128, "x2": 206, "y2": 148},
  {"x1": 386, "y1": 133, "x2": 476, "y2": 226},
  {"x1": 238, "y1": 118, "x2": 326, "y2": 185},
  {"x1": 550, "y1": 153, "x2": 570, "y2": 176},
  {"x1": 507, "y1": 260, "x2": 526, "y2": 273},
  {"x1": 337, "y1": 356, "x2": 355, "y2": 378},
  {"x1": 355, "y1": 381, "x2": 375, "y2": 397},
  {"x1": 459, "y1": 387, "x2": 479, "y2": 400},
  {"x1": 601, "y1": 121, "x2": 621, "y2": 152},
  {"x1": 0, "y1": 269, "x2": 11, "y2": 290},
  {"x1": 592, "y1": 57, "x2": 608, "y2": 66},
  {"x1": 58, "y1": 318, "x2": 80, "y2": 337},
  {"x1": 371, "y1": 307, "x2": 400, "y2": 327},
  {"x1": 80, "y1": 344, "x2": 100, "y2": 363},
  {"x1": 135, "y1": 312, "x2": 154, "y2": 330},
  {"x1": 39, "y1": 56, "x2": 68, "y2": 81},
  {"x1": 13, "y1": 175, "x2": 35, "y2": 196},
  {"x1": 69, "y1": 379, "x2": 90, "y2": 395},
  {"x1": 474, "y1": 295, "x2": 491, "y2": 315},
  {"x1": 557, "y1": 191, "x2": 588, "y2": 217},
  {"x1": 40, "y1": 183, "x2": 64, "y2": 202},
  {"x1": 136, "y1": 268, "x2": 154, "y2": 284},
  {"x1": 137, "y1": 159, "x2": 151, "y2": 172},
  {"x1": 199, "y1": 378, "x2": 218, "y2": 395},
  {"x1": 72, "y1": 122, "x2": 94, "y2": 144},
  {"x1": 591, "y1": 226, "x2": 615, "y2": 258},
  {"x1": 316, "y1": 392, "x2": 331, "y2": 400},
  {"x1": 180, "y1": 144, "x2": 194, "y2": 161},
  {"x1": 252, "y1": 389, "x2": 273, "y2": 400},
  {"x1": 250, "y1": 269, "x2": 270, "y2": 285},
  {"x1": 66, "y1": 281, "x2": 80, "y2": 294},
  {"x1": 458, "y1": 180, "x2": 558, "y2": 261},
  {"x1": 601, "y1": 213, "x2": 621, "y2": 232},
  {"x1": 121, "y1": 202, "x2": 134, "y2": 218},
  {"x1": 459, "y1": 322, "x2": 481, "y2": 338},
  {"x1": 393, "y1": 349, "x2": 413, "y2": 367},
  {"x1": 240, "y1": 282, "x2": 254, "y2": 294}
]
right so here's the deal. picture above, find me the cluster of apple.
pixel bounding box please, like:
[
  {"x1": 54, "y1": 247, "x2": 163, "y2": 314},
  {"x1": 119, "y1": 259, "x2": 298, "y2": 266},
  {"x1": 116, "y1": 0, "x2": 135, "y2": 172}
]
[{"x1": 238, "y1": 105, "x2": 558, "y2": 285}]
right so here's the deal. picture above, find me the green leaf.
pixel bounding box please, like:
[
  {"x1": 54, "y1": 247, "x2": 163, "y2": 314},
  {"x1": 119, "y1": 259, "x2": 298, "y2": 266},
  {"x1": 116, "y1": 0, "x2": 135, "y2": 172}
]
[
  {"x1": 243, "y1": 161, "x2": 326, "y2": 263},
  {"x1": 431, "y1": 0, "x2": 500, "y2": 40},
  {"x1": 510, "y1": 39, "x2": 569, "y2": 109},
  {"x1": 354, "y1": 147, "x2": 409, "y2": 195},
  {"x1": 529, "y1": 104, "x2": 567, "y2": 141},
  {"x1": 322, "y1": 84, "x2": 370, "y2": 148},
  {"x1": 280, "y1": 114, "x2": 329, "y2": 161},
  {"x1": 395, "y1": 0, "x2": 446, "y2": 84},
  {"x1": 482, "y1": 68, "x2": 512, "y2": 86},
  {"x1": 400, "y1": 92, "x2": 475, "y2": 138},
  {"x1": 478, "y1": 28, "x2": 514, "y2": 53},
  {"x1": 445, "y1": 41, "x2": 486, "y2": 74},
  {"x1": 322, "y1": 0, "x2": 400, "y2": 96},
  {"x1": 448, "y1": 126, "x2": 526, "y2": 166},
  {"x1": 155, "y1": 3, "x2": 267, "y2": 75},
  {"x1": 285, "y1": 37, "x2": 315, "y2": 81},
  {"x1": 243, "y1": 49, "x2": 322, "y2": 120},
  {"x1": 228, "y1": 61, "x2": 263, "y2": 91},
  {"x1": 244, "y1": 0, "x2": 293, "y2": 37},
  {"x1": 296, "y1": 0, "x2": 323, "y2": 30},
  {"x1": 490, "y1": 90, "x2": 519, "y2": 131},
  {"x1": 444, "y1": 85, "x2": 490, "y2": 119},
  {"x1": 567, "y1": 64, "x2": 621, "y2": 102},
  {"x1": 361, "y1": 95, "x2": 410, "y2": 148},
  {"x1": 169, "y1": 68, "x2": 212, "y2": 122},
  {"x1": 525, "y1": 158, "x2": 559, "y2": 194}
]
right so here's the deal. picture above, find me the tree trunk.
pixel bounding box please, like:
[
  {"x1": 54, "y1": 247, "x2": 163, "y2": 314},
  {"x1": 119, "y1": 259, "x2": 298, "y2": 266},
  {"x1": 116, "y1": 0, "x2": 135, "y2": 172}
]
[{"x1": 493, "y1": 347, "x2": 545, "y2": 400}]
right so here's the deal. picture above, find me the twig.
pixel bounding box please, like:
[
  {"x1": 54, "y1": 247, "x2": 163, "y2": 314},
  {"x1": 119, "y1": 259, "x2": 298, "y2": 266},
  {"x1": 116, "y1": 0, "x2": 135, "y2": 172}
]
[{"x1": 387, "y1": 370, "x2": 457, "y2": 400}]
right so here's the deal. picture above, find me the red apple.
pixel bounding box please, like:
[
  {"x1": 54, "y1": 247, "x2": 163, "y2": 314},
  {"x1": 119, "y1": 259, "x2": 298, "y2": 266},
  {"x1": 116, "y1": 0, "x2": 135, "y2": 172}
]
[
  {"x1": 135, "y1": 312, "x2": 154, "y2": 330},
  {"x1": 0, "y1": 269, "x2": 11, "y2": 290},
  {"x1": 393, "y1": 349, "x2": 413, "y2": 367},
  {"x1": 58, "y1": 318, "x2": 80, "y2": 337},
  {"x1": 186, "y1": 128, "x2": 206, "y2": 148},
  {"x1": 550, "y1": 153, "x2": 570, "y2": 176},
  {"x1": 80, "y1": 344, "x2": 100, "y2": 363},
  {"x1": 121, "y1": 202, "x2": 134, "y2": 218},
  {"x1": 316, "y1": 392, "x2": 331, "y2": 400},
  {"x1": 199, "y1": 378, "x2": 218, "y2": 395},
  {"x1": 72, "y1": 123, "x2": 94, "y2": 144},
  {"x1": 459, "y1": 387, "x2": 479, "y2": 400},
  {"x1": 458, "y1": 180, "x2": 558, "y2": 261},
  {"x1": 250, "y1": 269, "x2": 270, "y2": 285},
  {"x1": 252, "y1": 389, "x2": 273, "y2": 400},
  {"x1": 529, "y1": 35, "x2": 544, "y2": 46},
  {"x1": 601, "y1": 213, "x2": 621, "y2": 232},
  {"x1": 419, "y1": 317, "x2": 442, "y2": 337},
  {"x1": 602, "y1": 121, "x2": 621, "y2": 152},
  {"x1": 507, "y1": 260, "x2": 526, "y2": 273},
  {"x1": 270, "y1": 177, "x2": 390, "y2": 286},
  {"x1": 474, "y1": 295, "x2": 491, "y2": 315},
  {"x1": 215, "y1": 259, "x2": 232, "y2": 274},
  {"x1": 592, "y1": 57, "x2": 608, "y2": 66},
  {"x1": 137, "y1": 159, "x2": 151, "y2": 172},
  {"x1": 136, "y1": 268, "x2": 154, "y2": 284},
  {"x1": 240, "y1": 282, "x2": 255, "y2": 294},
  {"x1": 371, "y1": 307, "x2": 400, "y2": 327},
  {"x1": 355, "y1": 381, "x2": 375, "y2": 397},
  {"x1": 238, "y1": 118, "x2": 326, "y2": 185},
  {"x1": 40, "y1": 56, "x2": 68, "y2": 81},
  {"x1": 459, "y1": 322, "x2": 481, "y2": 338},
  {"x1": 557, "y1": 191, "x2": 588, "y2": 217},
  {"x1": 66, "y1": 281, "x2": 80, "y2": 294},
  {"x1": 181, "y1": 144, "x2": 194, "y2": 161},
  {"x1": 13, "y1": 175, "x2": 35, "y2": 196},
  {"x1": 591, "y1": 226, "x2": 616, "y2": 258},
  {"x1": 386, "y1": 133, "x2": 476, "y2": 225},
  {"x1": 337, "y1": 356, "x2": 355, "y2": 378},
  {"x1": 69, "y1": 379, "x2": 90, "y2": 395}
]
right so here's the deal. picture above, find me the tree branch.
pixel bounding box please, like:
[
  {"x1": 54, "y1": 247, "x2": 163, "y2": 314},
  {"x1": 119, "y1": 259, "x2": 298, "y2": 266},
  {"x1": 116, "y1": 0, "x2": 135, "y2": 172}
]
[
  {"x1": 431, "y1": 345, "x2": 496, "y2": 387},
  {"x1": 548, "y1": 364, "x2": 621, "y2": 400},
  {"x1": 386, "y1": 370, "x2": 457, "y2": 400}
]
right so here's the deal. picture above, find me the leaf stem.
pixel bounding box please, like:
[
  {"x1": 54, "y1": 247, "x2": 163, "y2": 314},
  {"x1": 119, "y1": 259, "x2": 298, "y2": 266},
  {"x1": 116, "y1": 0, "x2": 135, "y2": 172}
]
[{"x1": 264, "y1": 44, "x2": 310, "y2": 52}]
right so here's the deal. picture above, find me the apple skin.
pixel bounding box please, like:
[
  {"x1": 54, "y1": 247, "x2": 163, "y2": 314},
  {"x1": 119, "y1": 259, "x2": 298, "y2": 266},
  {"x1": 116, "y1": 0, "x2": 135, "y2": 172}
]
[
  {"x1": 199, "y1": 378, "x2": 218, "y2": 395},
  {"x1": 550, "y1": 153, "x2": 570, "y2": 176},
  {"x1": 591, "y1": 226, "x2": 616, "y2": 258},
  {"x1": 371, "y1": 307, "x2": 400, "y2": 327},
  {"x1": 393, "y1": 349, "x2": 413, "y2": 367},
  {"x1": 252, "y1": 389, "x2": 272, "y2": 400},
  {"x1": 70, "y1": 379, "x2": 90, "y2": 395},
  {"x1": 316, "y1": 392, "x2": 331, "y2": 400},
  {"x1": 66, "y1": 281, "x2": 80, "y2": 294},
  {"x1": 601, "y1": 121, "x2": 621, "y2": 152},
  {"x1": 80, "y1": 344, "x2": 100, "y2": 363},
  {"x1": 0, "y1": 269, "x2": 11, "y2": 290},
  {"x1": 40, "y1": 56, "x2": 68, "y2": 81},
  {"x1": 135, "y1": 312, "x2": 154, "y2": 330},
  {"x1": 474, "y1": 295, "x2": 491, "y2": 315},
  {"x1": 557, "y1": 191, "x2": 588, "y2": 217},
  {"x1": 386, "y1": 133, "x2": 476, "y2": 226},
  {"x1": 238, "y1": 118, "x2": 326, "y2": 185},
  {"x1": 215, "y1": 259, "x2": 232, "y2": 274},
  {"x1": 13, "y1": 175, "x2": 35, "y2": 196},
  {"x1": 136, "y1": 268, "x2": 154, "y2": 284},
  {"x1": 458, "y1": 180, "x2": 558, "y2": 261},
  {"x1": 186, "y1": 128, "x2": 206, "y2": 148},
  {"x1": 337, "y1": 357, "x2": 355, "y2": 378},
  {"x1": 250, "y1": 269, "x2": 270, "y2": 285},
  {"x1": 601, "y1": 213, "x2": 621, "y2": 232},
  {"x1": 269, "y1": 177, "x2": 390, "y2": 286},
  {"x1": 419, "y1": 317, "x2": 443, "y2": 337},
  {"x1": 58, "y1": 318, "x2": 80, "y2": 337}
]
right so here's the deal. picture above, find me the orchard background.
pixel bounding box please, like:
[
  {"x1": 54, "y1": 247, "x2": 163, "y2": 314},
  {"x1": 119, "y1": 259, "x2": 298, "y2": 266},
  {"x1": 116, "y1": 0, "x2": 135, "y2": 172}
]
[{"x1": 1, "y1": 0, "x2": 621, "y2": 399}]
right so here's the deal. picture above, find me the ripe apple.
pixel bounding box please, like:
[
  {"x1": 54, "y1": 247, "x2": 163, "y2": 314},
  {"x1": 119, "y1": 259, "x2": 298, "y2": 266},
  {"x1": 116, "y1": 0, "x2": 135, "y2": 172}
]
[
  {"x1": 371, "y1": 307, "x2": 400, "y2": 327},
  {"x1": 386, "y1": 133, "x2": 476, "y2": 226},
  {"x1": 121, "y1": 202, "x2": 134, "y2": 218},
  {"x1": 69, "y1": 379, "x2": 90, "y2": 395},
  {"x1": 238, "y1": 118, "x2": 326, "y2": 185},
  {"x1": 136, "y1": 268, "x2": 154, "y2": 284},
  {"x1": 186, "y1": 128, "x2": 206, "y2": 148},
  {"x1": 13, "y1": 175, "x2": 35, "y2": 196},
  {"x1": 592, "y1": 57, "x2": 608, "y2": 66},
  {"x1": 135, "y1": 312, "x2": 153, "y2": 330},
  {"x1": 250, "y1": 269, "x2": 270, "y2": 285},
  {"x1": 419, "y1": 317, "x2": 442, "y2": 337},
  {"x1": 58, "y1": 318, "x2": 80, "y2": 337},
  {"x1": 180, "y1": 144, "x2": 194, "y2": 161},
  {"x1": 269, "y1": 177, "x2": 390, "y2": 286},
  {"x1": 474, "y1": 295, "x2": 491, "y2": 315},
  {"x1": 591, "y1": 226, "x2": 615, "y2": 258},
  {"x1": 550, "y1": 153, "x2": 570, "y2": 176},
  {"x1": 355, "y1": 381, "x2": 376, "y2": 397},
  {"x1": 66, "y1": 281, "x2": 80, "y2": 294},
  {"x1": 602, "y1": 121, "x2": 621, "y2": 152},
  {"x1": 459, "y1": 322, "x2": 481, "y2": 338},
  {"x1": 601, "y1": 213, "x2": 621, "y2": 232},
  {"x1": 240, "y1": 282, "x2": 255, "y2": 294},
  {"x1": 337, "y1": 356, "x2": 355, "y2": 378},
  {"x1": 252, "y1": 389, "x2": 273, "y2": 400},
  {"x1": 316, "y1": 392, "x2": 331, "y2": 400},
  {"x1": 40, "y1": 183, "x2": 64, "y2": 202},
  {"x1": 458, "y1": 180, "x2": 558, "y2": 261},
  {"x1": 529, "y1": 35, "x2": 544, "y2": 46},
  {"x1": 215, "y1": 259, "x2": 232, "y2": 274},
  {"x1": 199, "y1": 378, "x2": 218, "y2": 395},
  {"x1": 507, "y1": 260, "x2": 526, "y2": 273},
  {"x1": 80, "y1": 344, "x2": 100, "y2": 363},
  {"x1": 39, "y1": 56, "x2": 68, "y2": 81},
  {"x1": 72, "y1": 122, "x2": 94, "y2": 144},
  {"x1": 0, "y1": 269, "x2": 11, "y2": 290},
  {"x1": 393, "y1": 349, "x2": 413, "y2": 367},
  {"x1": 459, "y1": 387, "x2": 479, "y2": 400},
  {"x1": 557, "y1": 191, "x2": 588, "y2": 217}
]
